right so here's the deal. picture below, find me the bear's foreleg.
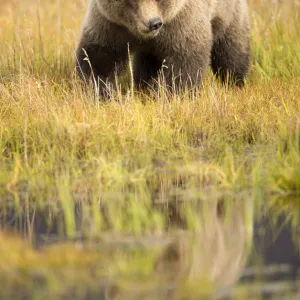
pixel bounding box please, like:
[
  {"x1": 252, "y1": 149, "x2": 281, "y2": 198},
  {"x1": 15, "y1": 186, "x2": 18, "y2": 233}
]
[
  {"x1": 133, "y1": 52, "x2": 163, "y2": 90},
  {"x1": 160, "y1": 47, "x2": 211, "y2": 94},
  {"x1": 156, "y1": 20, "x2": 213, "y2": 94},
  {"x1": 211, "y1": 20, "x2": 250, "y2": 87},
  {"x1": 75, "y1": 36, "x2": 127, "y2": 96}
]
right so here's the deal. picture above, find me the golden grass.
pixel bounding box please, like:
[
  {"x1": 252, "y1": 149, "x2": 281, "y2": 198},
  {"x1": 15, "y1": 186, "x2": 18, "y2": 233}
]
[{"x1": 0, "y1": 0, "x2": 299, "y2": 237}]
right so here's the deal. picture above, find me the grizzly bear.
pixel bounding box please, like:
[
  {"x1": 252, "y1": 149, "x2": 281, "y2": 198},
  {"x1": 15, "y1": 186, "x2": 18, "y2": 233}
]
[{"x1": 76, "y1": 0, "x2": 250, "y2": 94}]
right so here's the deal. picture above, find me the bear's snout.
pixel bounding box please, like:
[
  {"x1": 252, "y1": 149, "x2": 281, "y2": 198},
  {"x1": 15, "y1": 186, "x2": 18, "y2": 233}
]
[
  {"x1": 134, "y1": 0, "x2": 163, "y2": 37},
  {"x1": 148, "y1": 17, "x2": 163, "y2": 32},
  {"x1": 136, "y1": 16, "x2": 163, "y2": 38}
]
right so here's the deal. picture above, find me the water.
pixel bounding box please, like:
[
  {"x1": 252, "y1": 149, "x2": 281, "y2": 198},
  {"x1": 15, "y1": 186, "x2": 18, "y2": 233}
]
[
  {"x1": 222, "y1": 213, "x2": 300, "y2": 299},
  {"x1": 0, "y1": 198, "x2": 299, "y2": 300}
]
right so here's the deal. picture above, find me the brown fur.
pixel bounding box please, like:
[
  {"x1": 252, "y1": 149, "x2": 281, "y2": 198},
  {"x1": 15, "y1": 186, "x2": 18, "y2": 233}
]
[{"x1": 76, "y1": 0, "x2": 250, "y2": 95}]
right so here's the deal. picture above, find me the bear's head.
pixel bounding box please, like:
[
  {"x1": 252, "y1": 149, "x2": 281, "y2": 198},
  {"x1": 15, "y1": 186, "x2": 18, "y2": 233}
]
[{"x1": 94, "y1": 0, "x2": 187, "y2": 39}]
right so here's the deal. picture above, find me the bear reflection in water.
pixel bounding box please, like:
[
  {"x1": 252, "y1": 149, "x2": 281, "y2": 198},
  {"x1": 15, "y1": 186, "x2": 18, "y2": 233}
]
[
  {"x1": 2, "y1": 197, "x2": 299, "y2": 299},
  {"x1": 101, "y1": 199, "x2": 253, "y2": 300}
]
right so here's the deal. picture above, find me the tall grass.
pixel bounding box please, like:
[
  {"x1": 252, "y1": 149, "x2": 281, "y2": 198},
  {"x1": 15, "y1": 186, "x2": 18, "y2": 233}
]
[{"x1": 0, "y1": 0, "x2": 299, "y2": 237}]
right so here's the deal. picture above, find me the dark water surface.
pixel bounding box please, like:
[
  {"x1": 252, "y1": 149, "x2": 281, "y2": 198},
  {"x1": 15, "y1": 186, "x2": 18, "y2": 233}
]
[
  {"x1": 222, "y1": 213, "x2": 300, "y2": 299},
  {"x1": 0, "y1": 199, "x2": 299, "y2": 300}
]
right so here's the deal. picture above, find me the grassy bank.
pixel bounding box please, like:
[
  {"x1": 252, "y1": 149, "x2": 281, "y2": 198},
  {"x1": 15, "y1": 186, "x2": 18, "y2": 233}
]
[{"x1": 0, "y1": 0, "x2": 299, "y2": 238}]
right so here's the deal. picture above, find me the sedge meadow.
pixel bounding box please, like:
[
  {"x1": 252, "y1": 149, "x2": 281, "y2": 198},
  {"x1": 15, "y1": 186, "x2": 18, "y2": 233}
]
[{"x1": 0, "y1": 0, "x2": 299, "y2": 299}]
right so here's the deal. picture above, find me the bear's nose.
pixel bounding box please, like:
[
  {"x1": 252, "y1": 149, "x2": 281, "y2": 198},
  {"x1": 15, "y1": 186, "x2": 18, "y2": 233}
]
[{"x1": 148, "y1": 17, "x2": 163, "y2": 32}]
